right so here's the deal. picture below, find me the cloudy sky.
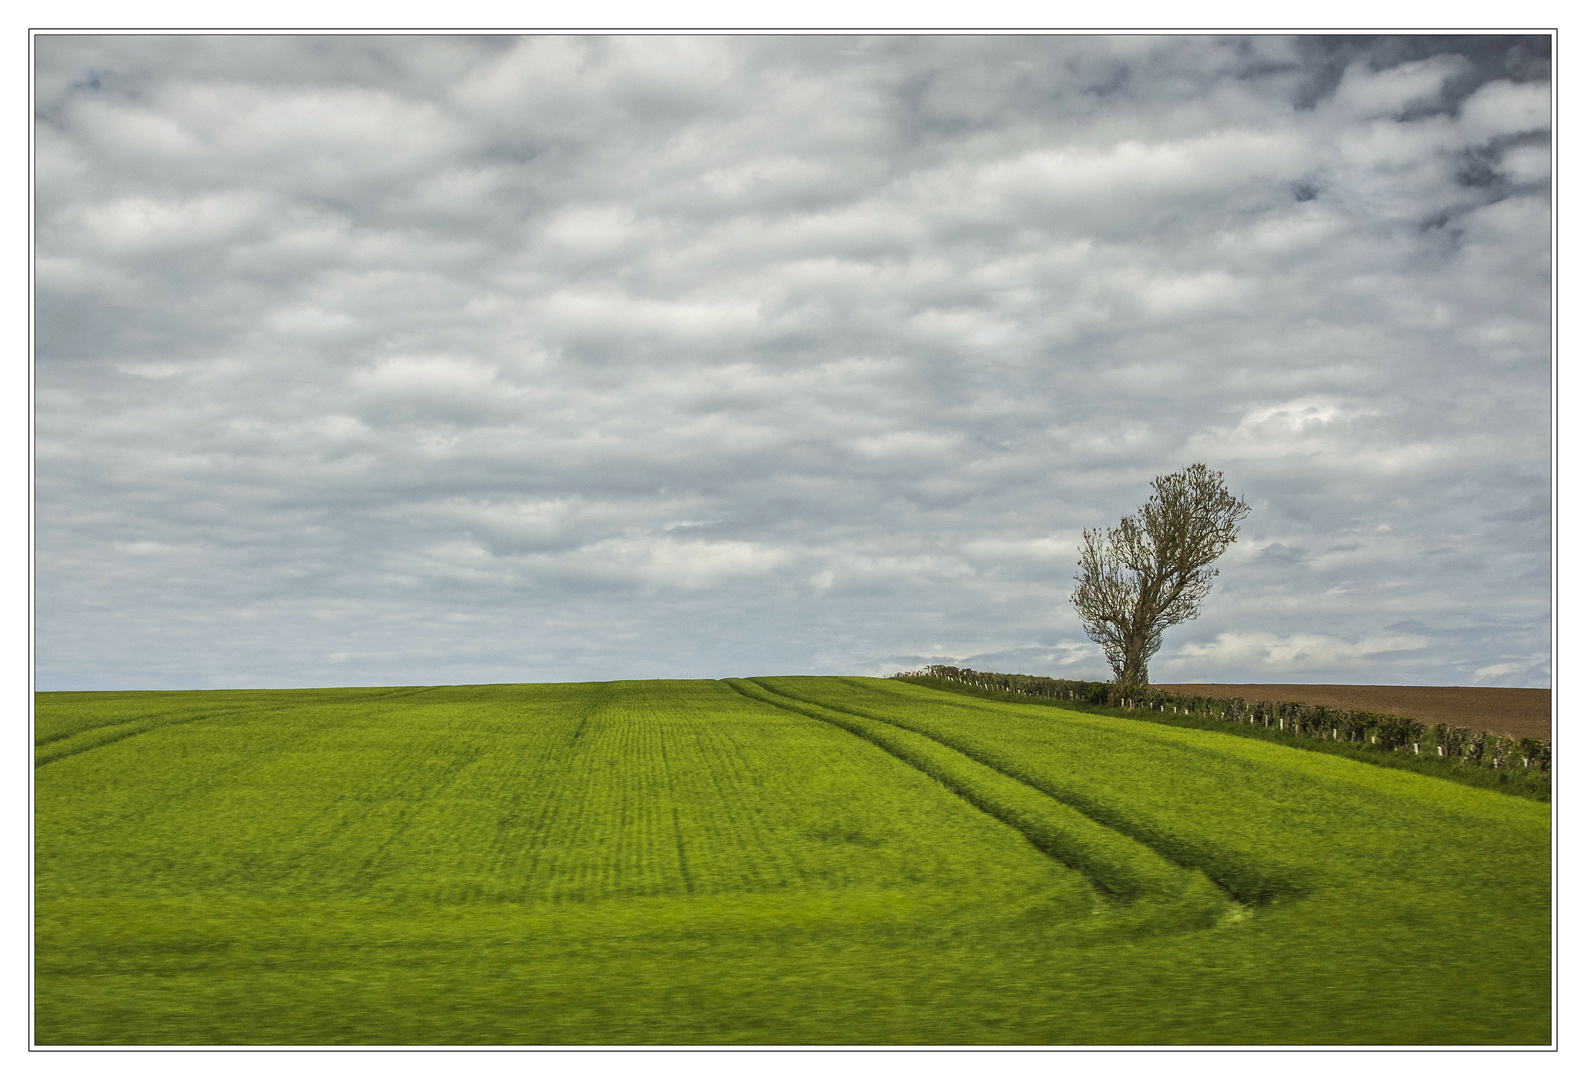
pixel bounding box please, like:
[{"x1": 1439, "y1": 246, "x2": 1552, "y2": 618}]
[{"x1": 33, "y1": 34, "x2": 1552, "y2": 691}]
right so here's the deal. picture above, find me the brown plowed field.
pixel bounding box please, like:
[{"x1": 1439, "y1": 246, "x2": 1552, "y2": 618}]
[{"x1": 1153, "y1": 684, "x2": 1551, "y2": 741}]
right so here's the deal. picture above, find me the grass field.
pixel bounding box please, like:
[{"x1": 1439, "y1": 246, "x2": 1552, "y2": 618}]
[{"x1": 34, "y1": 677, "x2": 1552, "y2": 1045}]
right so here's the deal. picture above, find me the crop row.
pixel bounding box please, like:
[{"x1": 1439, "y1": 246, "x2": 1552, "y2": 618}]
[
  {"x1": 895, "y1": 666, "x2": 1550, "y2": 774},
  {"x1": 34, "y1": 681, "x2": 1082, "y2": 912},
  {"x1": 34, "y1": 678, "x2": 1554, "y2": 1045}
]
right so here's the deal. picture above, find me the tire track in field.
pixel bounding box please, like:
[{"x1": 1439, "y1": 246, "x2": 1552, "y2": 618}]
[
  {"x1": 771, "y1": 677, "x2": 1297, "y2": 907},
  {"x1": 515, "y1": 683, "x2": 622, "y2": 902},
  {"x1": 34, "y1": 707, "x2": 269, "y2": 768},
  {"x1": 35, "y1": 687, "x2": 442, "y2": 763},
  {"x1": 835, "y1": 677, "x2": 1312, "y2": 905},
  {"x1": 651, "y1": 712, "x2": 696, "y2": 896},
  {"x1": 343, "y1": 744, "x2": 489, "y2": 893},
  {"x1": 725, "y1": 679, "x2": 1228, "y2": 912}
]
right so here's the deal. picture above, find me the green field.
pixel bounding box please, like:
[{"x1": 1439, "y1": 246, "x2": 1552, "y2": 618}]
[{"x1": 34, "y1": 676, "x2": 1552, "y2": 1045}]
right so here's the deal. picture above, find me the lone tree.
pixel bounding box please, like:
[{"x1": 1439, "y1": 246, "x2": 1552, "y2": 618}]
[{"x1": 1072, "y1": 464, "x2": 1250, "y2": 689}]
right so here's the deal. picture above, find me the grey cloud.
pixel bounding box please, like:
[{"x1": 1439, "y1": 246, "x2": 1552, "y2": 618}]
[
  {"x1": 1289, "y1": 34, "x2": 1550, "y2": 112},
  {"x1": 34, "y1": 35, "x2": 1551, "y2": 691}
]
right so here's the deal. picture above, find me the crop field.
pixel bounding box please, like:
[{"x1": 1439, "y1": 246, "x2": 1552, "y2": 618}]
[
  {"x1": 1153, "y1": 683, "x2": 1552, "y2": 741},
  {"x1": 34, "y1": 677, "x2": 1551, "y2": 1045}
]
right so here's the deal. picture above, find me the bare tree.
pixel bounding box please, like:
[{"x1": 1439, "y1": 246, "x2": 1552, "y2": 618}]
[{"x1": 1072, "y1": 464, "x2": 1250, "y2": 689}]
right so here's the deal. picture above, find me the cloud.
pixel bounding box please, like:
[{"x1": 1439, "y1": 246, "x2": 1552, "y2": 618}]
[
  {"x1": 33, "y1": 35, "x2": 1551, "y2": 690},
  {"x1": 1173, "y1": 631, "x2": 1431, "y2": 672},
  {"x1": 1328, "y1": 56, "x2": 1469, "y2": 120}
]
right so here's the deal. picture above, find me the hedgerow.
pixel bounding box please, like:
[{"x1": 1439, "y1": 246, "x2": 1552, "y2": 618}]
[{"x1": 892, "y1": 666, "x2": 1550, "y2": 801}]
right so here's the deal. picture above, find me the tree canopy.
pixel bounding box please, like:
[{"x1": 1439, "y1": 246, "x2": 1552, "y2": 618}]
[{"x1": 1072, "y1": 464, "x2": 1250, "y2": 688}]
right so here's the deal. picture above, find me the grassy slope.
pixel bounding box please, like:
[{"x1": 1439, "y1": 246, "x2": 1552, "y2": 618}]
[
  {"x1": 894, "y1": 675, "x2": 1553, "y2": 801},
  {"x1": 34, "y1": 678, "x2": 1551, "y2": 1045}
]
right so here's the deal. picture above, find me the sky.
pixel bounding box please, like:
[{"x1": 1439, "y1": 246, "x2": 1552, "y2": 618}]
[{"x1": 32, "y1": 34, "x2": 1553, "y2": 692}]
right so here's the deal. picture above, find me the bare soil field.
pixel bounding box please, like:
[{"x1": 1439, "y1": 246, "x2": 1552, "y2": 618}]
[{"x1": 1153, "y1": 684, "x2": 1551, "y2": 741}]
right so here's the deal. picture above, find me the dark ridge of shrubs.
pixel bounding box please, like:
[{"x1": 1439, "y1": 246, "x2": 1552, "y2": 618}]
[{"x1": 890, "y1": 666, "x2": 1551, "y2": 801}]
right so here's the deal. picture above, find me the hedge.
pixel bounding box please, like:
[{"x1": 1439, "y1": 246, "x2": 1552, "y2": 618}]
[{"x1": 892, "y1": 665, "x2": 1550, "y2": 775}]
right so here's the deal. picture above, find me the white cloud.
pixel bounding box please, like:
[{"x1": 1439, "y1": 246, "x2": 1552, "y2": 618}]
[
  {"x1": 572, "y1": 536, "x2": 791, "y2": 590},
  {"x1": 1328, "y1": 57, "x2": 1466, "y2": 120},
  {"x1": 1499, "y1": 144, "x2": 1552, "y2": 185},
  {"x1": 72, "y1": 191, "x2": 268, "y2": 252},
  {"x1": 32, "y1": 35, "x2": 1551, "y2": 691},
  {"x1": 539, "y1": 204, "x2": 643, "y2": 254},
  {"x1": 1174, "y1": 631, "x2": 1430, "y2": 671},
  {"x1": 1457, "y1": 79, "x2": 1551, "y2": 140},
  {"x1": 351, "y1": 356, "x2": 502, "y2": 397},
  {"x1": 1473, "y1": 662, "x2": 1523, "y2": 683}
]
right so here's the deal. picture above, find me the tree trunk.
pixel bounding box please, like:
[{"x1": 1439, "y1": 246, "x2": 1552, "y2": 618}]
[{"x1": 1119, "y1": 634, "x2": 1150, "y2": 688}]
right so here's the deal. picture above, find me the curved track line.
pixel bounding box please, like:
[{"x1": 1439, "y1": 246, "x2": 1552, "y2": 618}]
[
  {"x1": 34, "y1": 707, "x2": 267, "y2": 768},
  {"x1": 36, "y1": 686, "x2": 453, "y2": 769},
  {"x1": 773, "y1": 676, "x2": 1301, "y2": 906},
  {"x1": 725, "y1": 678, "x2": 1227, "y2": 913}
]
